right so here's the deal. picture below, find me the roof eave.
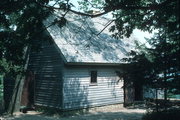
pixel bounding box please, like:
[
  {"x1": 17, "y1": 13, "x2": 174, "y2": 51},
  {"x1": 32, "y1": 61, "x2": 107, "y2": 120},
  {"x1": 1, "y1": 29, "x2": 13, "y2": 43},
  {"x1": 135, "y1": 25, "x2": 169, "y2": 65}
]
[{"x1": 65, "y1": 62, "x2": 129, "y2": 66}]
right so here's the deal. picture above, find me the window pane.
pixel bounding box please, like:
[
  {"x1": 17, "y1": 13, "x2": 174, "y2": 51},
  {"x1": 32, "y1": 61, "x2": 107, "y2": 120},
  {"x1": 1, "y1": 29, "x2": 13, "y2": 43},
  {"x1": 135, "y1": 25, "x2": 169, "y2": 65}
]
[{"x1": 91, "y1": 71, "x2": 97, "y2": 83}]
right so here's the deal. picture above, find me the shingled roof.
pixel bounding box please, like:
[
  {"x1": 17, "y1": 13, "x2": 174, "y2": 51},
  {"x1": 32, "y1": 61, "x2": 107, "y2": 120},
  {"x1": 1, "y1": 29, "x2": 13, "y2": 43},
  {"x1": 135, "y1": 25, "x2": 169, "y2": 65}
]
[{"x1": 43, "y1": 11, "x2": 138, "y2": 64}]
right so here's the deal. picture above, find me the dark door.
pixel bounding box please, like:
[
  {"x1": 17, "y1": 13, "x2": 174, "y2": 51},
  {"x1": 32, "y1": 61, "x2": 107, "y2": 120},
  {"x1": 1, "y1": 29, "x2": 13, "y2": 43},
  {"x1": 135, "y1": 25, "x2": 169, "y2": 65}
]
[
  {"x1": 134, "y1": 82, "x2": 143, "y2": 101},
  {"x1": 124, "y1": 80, "x2": 135, "y2": 106},
  {"x1": 21, "y1": 71, "x2": 34, "y2": 108}
]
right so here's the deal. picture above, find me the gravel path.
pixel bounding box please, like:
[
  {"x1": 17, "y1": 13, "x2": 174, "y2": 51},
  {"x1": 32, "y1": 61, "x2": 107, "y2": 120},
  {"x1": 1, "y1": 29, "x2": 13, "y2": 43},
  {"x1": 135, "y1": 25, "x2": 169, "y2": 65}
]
[{"x1": 1, "y1": 104, "x2": 146, "y2": 120}]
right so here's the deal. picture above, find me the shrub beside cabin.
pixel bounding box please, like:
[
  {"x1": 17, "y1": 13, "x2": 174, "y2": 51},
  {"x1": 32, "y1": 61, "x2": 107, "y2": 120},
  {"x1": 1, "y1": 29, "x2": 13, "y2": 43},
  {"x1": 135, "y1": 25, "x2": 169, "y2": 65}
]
[{"x1": 23, "y1": 12, "x2": 140, "y2": 110}]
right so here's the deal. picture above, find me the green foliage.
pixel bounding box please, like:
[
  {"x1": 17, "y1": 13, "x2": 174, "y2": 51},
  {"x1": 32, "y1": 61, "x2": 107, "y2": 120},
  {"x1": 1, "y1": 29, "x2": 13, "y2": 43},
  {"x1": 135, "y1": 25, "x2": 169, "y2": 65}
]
[
  {"x1": 122, "y1": 29, "x2": 179, "y2": 112},
  {"x1": 147, "y1": 30, "x2": 180, "y2": 94},
  {"x1": 0, "y1": 0, "x2": 51, "y2": 74},
  {"x1": 121, "y1": 51, "x2": 154, "y2": 86},
  {"x1": 78, "y1": 0, "x2": 179, "y2": 39},
  {"x1": 78, "y1": 0, "x2": 105, "y2": 11},
  {"x1": 105, "y1": 0, "x2": 179, "y2": 38}
]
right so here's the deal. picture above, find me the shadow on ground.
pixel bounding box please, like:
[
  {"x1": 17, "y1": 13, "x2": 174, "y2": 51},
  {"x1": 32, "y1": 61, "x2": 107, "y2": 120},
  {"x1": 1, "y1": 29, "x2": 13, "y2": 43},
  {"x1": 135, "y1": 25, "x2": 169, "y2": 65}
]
[{"x1": 2, "y1": 108, "x2": 145, "y2": 120}]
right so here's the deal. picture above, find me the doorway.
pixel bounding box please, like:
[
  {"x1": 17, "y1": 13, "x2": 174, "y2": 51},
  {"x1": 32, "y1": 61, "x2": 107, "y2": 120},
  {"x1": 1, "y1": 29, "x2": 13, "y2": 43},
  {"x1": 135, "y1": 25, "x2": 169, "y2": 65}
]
[{"x1": 21, "y1": 71, "x2": 34, "y2": 108}]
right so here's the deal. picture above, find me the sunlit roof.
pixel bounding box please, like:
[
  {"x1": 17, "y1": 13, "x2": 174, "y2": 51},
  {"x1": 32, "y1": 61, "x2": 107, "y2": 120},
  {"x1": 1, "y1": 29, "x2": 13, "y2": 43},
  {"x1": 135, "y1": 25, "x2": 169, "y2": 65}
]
[{"x1": 44, "y1": 11, "x2": 138, "y2": 63}]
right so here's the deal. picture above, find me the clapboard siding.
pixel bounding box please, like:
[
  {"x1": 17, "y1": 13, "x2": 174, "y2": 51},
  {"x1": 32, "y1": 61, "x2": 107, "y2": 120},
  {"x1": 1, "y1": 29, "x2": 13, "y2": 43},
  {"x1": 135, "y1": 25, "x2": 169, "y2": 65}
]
[
  {"x1": 63, "y1": 94, "x2": 123, "y2": 102},
  {"x1": 63, "y1": 98, "x2": 123, "y2": 109},
  {"x1": 27, "y1": 38, "x2": 64, "y2": 109},
  {"x1": 63, "y1": 85, "x2": 122, "y2": 92},
  {"x1": 62, "y1": 67, "x2": 124, "y2": 110},
  {"x1": 64, "y1": 82, "x2": 123, "y2": 86}
]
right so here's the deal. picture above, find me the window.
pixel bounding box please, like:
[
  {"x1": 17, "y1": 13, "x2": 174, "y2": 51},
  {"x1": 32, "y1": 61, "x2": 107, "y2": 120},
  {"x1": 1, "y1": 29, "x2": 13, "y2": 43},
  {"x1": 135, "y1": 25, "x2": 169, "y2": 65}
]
[{"x1": 90, "y1": 71, "x2": 97, "y2": 84}]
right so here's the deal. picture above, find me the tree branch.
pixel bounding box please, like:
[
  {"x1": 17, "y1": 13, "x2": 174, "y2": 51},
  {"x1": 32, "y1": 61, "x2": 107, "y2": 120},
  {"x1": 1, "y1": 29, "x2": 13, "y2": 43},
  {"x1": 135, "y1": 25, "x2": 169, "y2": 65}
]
[
  {"x1": 35, "y1": 0, "x2": 174, "y2": 18},
  {"x1": 96, "y1": 20, "x2": 114, "y2": 36}
]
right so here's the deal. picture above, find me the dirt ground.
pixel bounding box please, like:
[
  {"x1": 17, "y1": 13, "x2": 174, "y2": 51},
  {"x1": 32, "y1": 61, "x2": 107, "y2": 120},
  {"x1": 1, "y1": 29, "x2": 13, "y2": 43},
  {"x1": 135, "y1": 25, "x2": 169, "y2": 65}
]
[{"x1": 1, "y1": 104, "x2": 146, "y2": 120}]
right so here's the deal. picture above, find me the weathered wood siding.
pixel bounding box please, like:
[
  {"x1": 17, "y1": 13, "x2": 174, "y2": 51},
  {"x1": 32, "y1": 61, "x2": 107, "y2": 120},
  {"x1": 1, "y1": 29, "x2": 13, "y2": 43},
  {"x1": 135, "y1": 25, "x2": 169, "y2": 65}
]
[
  {"x1": 63, "y1": 66, "x2": 124, "y2": 110},
  {"x1": 28, "y1": 39, "x2": 64, "y2": 108}
]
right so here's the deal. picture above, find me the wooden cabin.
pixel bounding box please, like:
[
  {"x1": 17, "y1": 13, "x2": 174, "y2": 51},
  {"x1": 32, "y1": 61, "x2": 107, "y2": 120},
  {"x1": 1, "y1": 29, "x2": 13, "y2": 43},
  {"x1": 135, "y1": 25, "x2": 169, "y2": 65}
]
[{"x1": 24, "y1": 11, "x2": 139, "y2": 110}]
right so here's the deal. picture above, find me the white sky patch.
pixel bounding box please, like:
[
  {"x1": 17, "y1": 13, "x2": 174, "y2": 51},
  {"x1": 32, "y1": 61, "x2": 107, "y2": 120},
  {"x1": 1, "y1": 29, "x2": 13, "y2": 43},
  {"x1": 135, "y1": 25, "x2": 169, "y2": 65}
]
[
  {"x1": 133, "y1": 29, "x2": 152, "y2": 47},
  {"x1": 71, "y1": 0, "x2": 79, "y2": 10},
  {"x1": 133, "y1": 29, "x2": 158, "y2": 48},
  {"x1": 10, "y1": 25, "x2": 17, "y2": 31}
]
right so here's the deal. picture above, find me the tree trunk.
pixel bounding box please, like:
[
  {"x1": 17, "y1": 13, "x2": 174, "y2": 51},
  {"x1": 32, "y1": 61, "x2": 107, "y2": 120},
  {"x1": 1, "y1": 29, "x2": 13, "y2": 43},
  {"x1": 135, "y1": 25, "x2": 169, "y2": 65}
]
[
  {"x1": 7, "y1": 47, "x2": 30, "y2": 114},
  {"x1": 164, "y1": 62, "x2": 168, "y2": 111},
  {"x1": 8, "y1": 75, "x2": 25, "y2": 114},
  {"x1": 155, "y1": 88, "x2": 159, "y2": 112}
]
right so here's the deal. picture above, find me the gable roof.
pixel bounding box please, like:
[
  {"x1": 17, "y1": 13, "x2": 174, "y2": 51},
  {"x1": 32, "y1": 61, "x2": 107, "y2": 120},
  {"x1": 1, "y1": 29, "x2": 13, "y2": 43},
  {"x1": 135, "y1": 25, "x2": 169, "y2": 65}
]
[{"x1": 44, "y1": 11, "x2": 138, "y2": 64}]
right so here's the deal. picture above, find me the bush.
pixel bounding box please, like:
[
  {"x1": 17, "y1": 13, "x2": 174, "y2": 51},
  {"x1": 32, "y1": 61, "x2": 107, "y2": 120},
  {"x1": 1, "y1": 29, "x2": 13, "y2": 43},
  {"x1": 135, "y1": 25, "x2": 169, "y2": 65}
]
[{"x1": 142, "y1": 109, "x2": 180, "y2": 120}]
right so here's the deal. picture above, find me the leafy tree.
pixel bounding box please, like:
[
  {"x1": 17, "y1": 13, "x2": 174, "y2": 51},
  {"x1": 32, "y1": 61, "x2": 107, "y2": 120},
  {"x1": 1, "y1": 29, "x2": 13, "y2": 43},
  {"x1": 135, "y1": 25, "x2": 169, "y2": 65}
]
[
  {"x1": 0, "y1": 0, "x2": 51, "y2": 113},
  {"x1": 0, "y1": 0, "x2": 51, "y2": 74},
  {"x1": 148, "y1": 30, "x2": 180, "y2": 99},
  {"x1": 78, "y1": 0, "x2": 179, "y2": 37}
]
